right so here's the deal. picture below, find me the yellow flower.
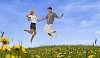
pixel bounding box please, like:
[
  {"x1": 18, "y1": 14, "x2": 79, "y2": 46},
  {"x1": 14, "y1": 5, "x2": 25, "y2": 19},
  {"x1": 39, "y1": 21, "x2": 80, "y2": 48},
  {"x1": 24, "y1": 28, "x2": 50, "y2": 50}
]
[
  {"x1": 68, "y1": 56, "x2": 71, "y2": 58},
  {"x1": 83, "y1": 51, "x2": 86, "y2": 54},
  {"x1": 90, "y1": 51, "x2": 93, "y2": 53},
  {"x1": 57, "y1": 55, "x2": 61, "y2": 58},
  {"x1": 5, "y1": 54, "x2": 15, "y2": 58},
  {"x1": 0, "y1": 46, "x2": 2, "y2": 50},
  {"x1": 94, "y1": 52, "x2": 96, "y2": 55},
  {"x1": 2, "y1": 45, "x2": 11, "y2": 51},
  {"x1": 88, "y1": 55, "x2": 94, "y2": 58},
  {"x1": 22, "y1": 47, "x2": 26, "y2": 53},
  {"x1": 13, "y1": 44, "x2": 20, "y2": 51},
  {"x1": 35, "y1": 55, "x2": 40, "y2": 58},
  {"x1": 58, "y1": 53, "x2": 62, "y2": 55},
  {"x1": 13, "y1": 44, "x2": 26, "y2": 53},
  {"x1": 0, "y1": 37, "x2": 10, "y2": 44},
  {"x1": 15, "y1": 55, "x2": 21, "y2": 58}
]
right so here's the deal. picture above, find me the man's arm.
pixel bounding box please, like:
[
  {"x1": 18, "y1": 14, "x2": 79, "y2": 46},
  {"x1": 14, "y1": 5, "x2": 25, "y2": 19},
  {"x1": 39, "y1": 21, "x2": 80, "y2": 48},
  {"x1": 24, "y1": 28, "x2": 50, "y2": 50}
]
[
  {"x1": 56, "y1": 14, "x2": 64, "y2": 19},
  {"x1": 40, "y1": 14, "x2": 48, "y2": 21}
]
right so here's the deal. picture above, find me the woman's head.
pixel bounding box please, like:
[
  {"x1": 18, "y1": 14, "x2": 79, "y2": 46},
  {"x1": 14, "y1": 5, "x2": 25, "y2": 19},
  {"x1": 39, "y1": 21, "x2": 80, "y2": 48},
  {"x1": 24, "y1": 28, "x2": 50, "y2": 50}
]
[{"x1": 29, "y1": 9, "x2": 35, "y2": 15}]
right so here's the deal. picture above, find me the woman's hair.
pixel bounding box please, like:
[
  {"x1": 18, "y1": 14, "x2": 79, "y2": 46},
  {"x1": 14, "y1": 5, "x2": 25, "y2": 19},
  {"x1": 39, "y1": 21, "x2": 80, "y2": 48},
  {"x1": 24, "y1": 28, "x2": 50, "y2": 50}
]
[{"x1": 28, "y1": 9, "x2": 35, "y2": 15}]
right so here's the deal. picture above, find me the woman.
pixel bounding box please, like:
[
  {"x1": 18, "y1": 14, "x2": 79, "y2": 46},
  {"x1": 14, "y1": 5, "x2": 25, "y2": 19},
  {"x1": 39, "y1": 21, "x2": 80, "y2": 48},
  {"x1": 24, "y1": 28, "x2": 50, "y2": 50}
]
[{"x1": 23, "y1": 9, "x2": 40, "y2": 43}]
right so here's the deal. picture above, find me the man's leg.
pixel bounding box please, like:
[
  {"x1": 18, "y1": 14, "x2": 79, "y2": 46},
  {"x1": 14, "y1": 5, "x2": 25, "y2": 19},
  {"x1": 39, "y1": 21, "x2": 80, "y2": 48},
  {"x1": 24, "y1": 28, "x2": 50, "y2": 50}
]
[
  {"x1": 44, "y1": 24, "x2": 53, "y2": 37},
  {"x1": 48, "y1": 24, "x2": 58, "y2": 37},
  {"x1": 44, "y1": 24, "x2": 49, "y2": 35},
  {"x1": 47, "y1": 24, "x2": 54, "y2": 39},
  {"x1": 48, "y1": 24, "x2": 53, "y2": 35}
]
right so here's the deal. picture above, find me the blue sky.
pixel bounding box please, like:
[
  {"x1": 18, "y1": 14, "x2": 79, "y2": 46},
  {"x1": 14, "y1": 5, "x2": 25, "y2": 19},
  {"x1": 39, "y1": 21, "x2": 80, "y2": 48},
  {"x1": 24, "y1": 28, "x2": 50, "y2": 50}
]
[{"x1": 0, "y1": 0, "x2": 100, "y2": 48}]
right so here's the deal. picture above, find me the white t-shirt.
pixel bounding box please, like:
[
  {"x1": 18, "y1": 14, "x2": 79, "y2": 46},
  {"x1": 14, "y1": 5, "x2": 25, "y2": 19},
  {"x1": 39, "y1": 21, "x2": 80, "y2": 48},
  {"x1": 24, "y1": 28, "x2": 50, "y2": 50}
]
[{"x1": 29, "y1": 15, "x2": 37, "y2": 23}]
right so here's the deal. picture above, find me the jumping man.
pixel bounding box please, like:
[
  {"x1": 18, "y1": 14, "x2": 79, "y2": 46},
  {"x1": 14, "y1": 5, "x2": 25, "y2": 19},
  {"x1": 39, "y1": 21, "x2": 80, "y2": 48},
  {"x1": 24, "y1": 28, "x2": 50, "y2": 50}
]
[{"x1": 40, "y1": 7, "x2": 64, "y2": 39}]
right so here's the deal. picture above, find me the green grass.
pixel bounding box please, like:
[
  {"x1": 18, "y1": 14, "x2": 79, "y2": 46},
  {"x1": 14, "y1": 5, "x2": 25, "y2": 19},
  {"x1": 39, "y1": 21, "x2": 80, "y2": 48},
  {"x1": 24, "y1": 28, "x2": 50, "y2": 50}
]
[
  {"x1": 27, "y1": 45, "x2": 100, "y2": 58},
  {"x1": 0, "y1": 45, "x2": 100, "y2": 58}
]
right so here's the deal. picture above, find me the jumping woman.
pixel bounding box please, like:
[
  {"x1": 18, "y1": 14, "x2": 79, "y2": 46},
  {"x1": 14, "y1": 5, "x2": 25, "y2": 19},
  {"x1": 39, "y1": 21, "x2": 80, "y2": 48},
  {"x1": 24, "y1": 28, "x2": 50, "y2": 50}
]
[{"x1": 23, "y1": 9, "x2": 40, "y2": 43}]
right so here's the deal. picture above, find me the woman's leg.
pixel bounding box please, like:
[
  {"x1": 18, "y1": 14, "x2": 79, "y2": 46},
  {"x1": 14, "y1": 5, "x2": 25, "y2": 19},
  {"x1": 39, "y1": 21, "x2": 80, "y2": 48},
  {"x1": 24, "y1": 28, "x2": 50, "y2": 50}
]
[
  {"x1": 30, "y1": 29, "x2": 37, "y2": 42},
  {"x1": 23, "y1": 29, "x2": 33, "y2": 34}
]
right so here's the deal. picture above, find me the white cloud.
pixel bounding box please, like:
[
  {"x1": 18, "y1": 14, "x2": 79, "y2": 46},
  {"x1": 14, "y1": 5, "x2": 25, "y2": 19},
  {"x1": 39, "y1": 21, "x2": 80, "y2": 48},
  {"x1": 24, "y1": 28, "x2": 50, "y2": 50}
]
[
  {"x1": 80, "y1": 13, "x2": 100, "y2": 27},
  {"x1": 60, "y1": 1, "x2": 100, "y2": 27},
  {"x1": 95, "y1": 31, "x2": 100, "y2": 34},
  {"x1": 62, "y1": 2, "x2": 100, "y2": 12}
]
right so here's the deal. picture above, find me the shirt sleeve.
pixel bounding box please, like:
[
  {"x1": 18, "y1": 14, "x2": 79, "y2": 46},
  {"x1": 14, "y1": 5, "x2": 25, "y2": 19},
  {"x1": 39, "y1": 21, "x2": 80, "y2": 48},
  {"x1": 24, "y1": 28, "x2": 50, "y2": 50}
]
[
  {"x1": 54, "y1": 13, "x2": 58, "y2": 18},
  {"x1": 28, "y1": 15, "x2": 32, "y2": 18},
  {"x1": 35, "y1": 16, "x2": 38, "y2": 20},
  {"x1": 45, "y1": 14, "x2": 48, "y2": 19}
]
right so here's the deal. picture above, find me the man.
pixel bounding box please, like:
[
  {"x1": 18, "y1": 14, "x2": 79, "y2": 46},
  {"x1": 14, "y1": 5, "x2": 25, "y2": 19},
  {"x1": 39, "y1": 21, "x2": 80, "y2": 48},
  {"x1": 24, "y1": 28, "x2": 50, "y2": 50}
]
[{"x1": 40, "y1": 7, "x2": 64, "y2": 39}]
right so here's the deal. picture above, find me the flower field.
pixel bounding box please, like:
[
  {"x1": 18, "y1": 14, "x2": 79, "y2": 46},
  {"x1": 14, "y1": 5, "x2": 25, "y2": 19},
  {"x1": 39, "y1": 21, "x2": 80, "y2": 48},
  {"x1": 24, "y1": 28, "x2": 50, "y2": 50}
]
[
  {"x1": 27, "y1": 45, "x2": 100, "y2": 58},
  {"x1": 0, "y1": 37, "x2": 100, "y2": 58}
]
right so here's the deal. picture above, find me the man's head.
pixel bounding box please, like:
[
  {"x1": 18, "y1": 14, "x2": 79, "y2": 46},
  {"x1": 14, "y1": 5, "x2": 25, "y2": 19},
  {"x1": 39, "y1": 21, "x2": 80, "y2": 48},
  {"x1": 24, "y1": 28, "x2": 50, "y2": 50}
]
[{"x1": 47, "y1": 7, "x2": 52, "y2": 13}]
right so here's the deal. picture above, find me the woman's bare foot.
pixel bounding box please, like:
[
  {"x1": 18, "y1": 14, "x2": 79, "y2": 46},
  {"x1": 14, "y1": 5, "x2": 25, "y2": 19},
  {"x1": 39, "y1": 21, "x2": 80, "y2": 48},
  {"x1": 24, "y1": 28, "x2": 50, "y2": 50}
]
[{"x1": 23, "y1": 29, "x2": 33, "y2": 34}]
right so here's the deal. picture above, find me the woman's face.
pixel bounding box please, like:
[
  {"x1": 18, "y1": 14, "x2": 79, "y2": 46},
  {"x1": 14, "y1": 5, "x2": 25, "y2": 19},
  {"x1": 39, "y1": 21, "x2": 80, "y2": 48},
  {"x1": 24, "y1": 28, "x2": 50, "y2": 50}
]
[{"x1": 30, "y1": 10, "x2": 34, "y2": 14}]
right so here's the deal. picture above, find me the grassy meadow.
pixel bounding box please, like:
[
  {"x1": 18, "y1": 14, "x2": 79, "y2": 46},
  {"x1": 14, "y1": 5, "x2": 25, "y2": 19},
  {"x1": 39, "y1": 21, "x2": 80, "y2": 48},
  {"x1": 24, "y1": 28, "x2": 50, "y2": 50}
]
[{"x1": 0, "y1": 37, "x2": 100, "y2": 58}]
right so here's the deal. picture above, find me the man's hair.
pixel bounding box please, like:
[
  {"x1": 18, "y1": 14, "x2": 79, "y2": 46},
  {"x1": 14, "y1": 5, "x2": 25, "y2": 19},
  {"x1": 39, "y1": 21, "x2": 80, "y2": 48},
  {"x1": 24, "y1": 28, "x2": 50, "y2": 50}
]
[{"x1": 47, "y1": 7, "x2": 52, "y2": 10}]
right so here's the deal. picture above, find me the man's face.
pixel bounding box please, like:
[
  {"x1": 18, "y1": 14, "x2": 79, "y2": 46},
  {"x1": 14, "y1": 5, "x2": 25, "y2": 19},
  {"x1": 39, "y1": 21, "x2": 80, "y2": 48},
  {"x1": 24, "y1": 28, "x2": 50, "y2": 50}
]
[{"x1": 48, "y1": 9, "x2": 52, "y2": 13}]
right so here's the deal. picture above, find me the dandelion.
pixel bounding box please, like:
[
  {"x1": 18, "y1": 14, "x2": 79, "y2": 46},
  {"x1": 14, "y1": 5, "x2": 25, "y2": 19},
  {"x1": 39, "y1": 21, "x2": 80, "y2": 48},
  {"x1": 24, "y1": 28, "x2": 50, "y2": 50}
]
[
  {"x1": 35, "y1": 55, "x2": 40, "y2": 58},
  {"x1": 22, "y1": 47, "x2": 27, "y2": 53},
  {"x1": 77, "y1": 52, "x2": 78, "y2": 54},
  {"x1": 0, "y1": 46, "x2": 2, "y2": 50},
  {"x1": 69, "y1": 52, "x2": 73, "y2": 54},
  {"x1": 83, "y1": 51, "x2": 86, "y2": 54},
  {"x1": 57, "y1": 53, "x2": 62, "y2": 58},
  {"x1": 13, "y1": 44, "x2": 20, "y2": 51},
  {"x1": 2, "y1": 45, "x2": 11, "y2": 51},
  {"x1": 57, "y1": 55, "x2": 61, "y2": 58},
  {"x1": 88, "y1": 55, "x2": 94, "y2": 58},
  {"x1": 58, "y1": 53, "x2": 62, "y2": 55},
  {"x1": 5, "y1": 54, "x2": 15, "y2": 58},
  {"x1": 15, "y1": 55, "x2": 21, "y2": 58},
  {"x1": 90, "y1": 51, "x2": 93, "y2": 53},
  {"x1": 68, "y1": 55, "x2": 71, "y2": 58},
  {"x1": 13, "y1": 44, "x2": 26, "y2": 53},
  {"x1": 94, "y1": 52, "x2": 96, "y2": 55},
  {"x1": 0, "y1": 37, "x2": 10, "y2": 45}
]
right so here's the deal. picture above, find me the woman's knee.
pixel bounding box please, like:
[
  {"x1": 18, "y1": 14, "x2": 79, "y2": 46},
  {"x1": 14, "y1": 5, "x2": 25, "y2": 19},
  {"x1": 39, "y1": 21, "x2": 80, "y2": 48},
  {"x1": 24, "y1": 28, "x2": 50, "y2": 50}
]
[
  {"x1": 34, "y1": 30, "x2": 37, "y2": 35},
  {"x1": 34, "y1": 32, "x2": 37, "y2": 34}
]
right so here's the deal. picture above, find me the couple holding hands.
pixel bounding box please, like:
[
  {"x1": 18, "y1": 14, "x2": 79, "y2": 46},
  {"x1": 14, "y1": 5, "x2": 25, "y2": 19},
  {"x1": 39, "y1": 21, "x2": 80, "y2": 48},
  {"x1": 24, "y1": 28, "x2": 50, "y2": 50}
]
[{"x1": 24, "y1": 7, "x2": 64, "y2": 43}]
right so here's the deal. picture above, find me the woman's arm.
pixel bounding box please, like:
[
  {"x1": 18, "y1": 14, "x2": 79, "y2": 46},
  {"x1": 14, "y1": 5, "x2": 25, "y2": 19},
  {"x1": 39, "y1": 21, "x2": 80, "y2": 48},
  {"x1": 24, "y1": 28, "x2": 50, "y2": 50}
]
[
  {"x1": 26, "y1": 14, "x2": 31, "y2": 21},
  {"x1": 37, "y1": 19, "x2": 41, "y2": 22}
]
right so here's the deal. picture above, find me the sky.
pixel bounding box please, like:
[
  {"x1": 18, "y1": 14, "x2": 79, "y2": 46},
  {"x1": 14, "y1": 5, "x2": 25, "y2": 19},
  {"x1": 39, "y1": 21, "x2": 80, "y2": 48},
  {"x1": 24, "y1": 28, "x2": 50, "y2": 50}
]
[{"x1": 0, "y1": 0, "x2": 100, "y2": 48}]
